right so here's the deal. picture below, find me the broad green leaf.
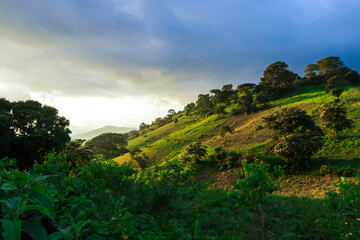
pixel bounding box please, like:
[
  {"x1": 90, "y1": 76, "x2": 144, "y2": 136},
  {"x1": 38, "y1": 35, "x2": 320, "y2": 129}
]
[
  {"x1": 11, "y1": 171, "x2": 30, "y2": 186},
  {"x1": 74, "y1": 220, "x2": 88, "y2": 234},
  {"x1": 24, "y1": 205, "x2": 51, "y2": 218},
  {"x1": 45, "y1": 232, "x2": 66, "y2": 240},
  {"x1": 2, "y1": 217, "x2": 21, "y2": 240},
  {"x1": 0, "y1": 199, "x2": 13, "y2": 209},
  {"x1": 29, "y1": 192, "x2": 55, "y2": 219},
  {"x1": 1, "y1": 182, "x2": 17, "y2": 191},
  {"x1": 22, "y1": 221, "x2": 47, "y2": 240},
  {"x1": 32, "y1": 175, "x2": 53, "y2": 184}
]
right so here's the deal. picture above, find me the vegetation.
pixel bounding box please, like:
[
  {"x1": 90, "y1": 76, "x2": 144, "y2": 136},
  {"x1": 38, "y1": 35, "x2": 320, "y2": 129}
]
[{"x1": 2, "y1": 56, "x2": 360, "y2": 239}]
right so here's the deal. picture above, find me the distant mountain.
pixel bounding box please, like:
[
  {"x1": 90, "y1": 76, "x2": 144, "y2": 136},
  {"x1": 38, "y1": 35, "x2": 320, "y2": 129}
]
[{"x1": 72, "y1": 126, "x2": 137, "y2": 140}]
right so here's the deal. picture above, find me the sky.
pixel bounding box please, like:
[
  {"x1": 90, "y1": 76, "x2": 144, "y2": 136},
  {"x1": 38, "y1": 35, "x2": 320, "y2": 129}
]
[{"x1": 0, "y1": 0, "x2": 359, "y2": 134}]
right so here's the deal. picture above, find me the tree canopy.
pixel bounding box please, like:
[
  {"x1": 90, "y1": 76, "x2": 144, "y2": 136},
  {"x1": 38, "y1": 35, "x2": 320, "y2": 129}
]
[
  {"x1": 85, "y1": 133, "x2": 128, "y2": 157},
  {"x1": 0, "y1": 98, "x2": 71, "y2": 169}
]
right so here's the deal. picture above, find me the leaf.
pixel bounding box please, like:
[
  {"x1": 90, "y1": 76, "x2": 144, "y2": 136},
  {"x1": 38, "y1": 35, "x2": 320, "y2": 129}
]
[
  {"x1": 22, "y1": 221, "x2": 47, "y2": 240},
  {"x1": 74, "y1": 220, "x2": 89, "y2": 234},
  {"x1": 11, "y1": 171, "x2": 31, "y2": 186},
  {"x1": 0, "y1": 199, "x2": 13, "y2": 209},
  {"x1": 45, "y1": 232, "x2": 66, "y2": 240},
  {"x1": 2, "y1": 217, "x2": 21, "y2": 240},
  {"x1": 1, "y1": 182, "x2": 17, "y2": 191},
  {"x1": 32, "y1": 175, "x2": 53, "y2": 184},
  {"x1": 29, "y1": 192, "x2": 55, "y2": 219},
  {"x1": 24, "y1": 205, "x2": 51, "y2": 218}
]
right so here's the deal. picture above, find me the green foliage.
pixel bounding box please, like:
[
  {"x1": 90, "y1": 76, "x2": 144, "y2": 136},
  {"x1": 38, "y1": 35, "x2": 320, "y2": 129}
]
[
  {"x1": 195, "y1": 94, "x2": 214, "y2": 116},
  {"x1": 315, "y1": 175, "x2": 360, "y2": 239},
  {"x1": 85, "y1": 132, "x2": 128, "y2": 158},
  {"x1": 319, "y1": 165, "x2": 359, "y2": 177},
  {"x1": 317, "y1": 56, "x2": 347, "y2": 79},
  {"x1": 238, "y1": 93, "x2": 254, "y2": 114},
  {"x1": 0, "y1": 168, "x2": 56, "y2": 240},
  {"x1": 207, "y1": 147, "x2": 238, "y2": 170},
  {"x1": 345, "y1": 70, "x2": 360, "y2": 85},
  {"x1": 258, "y1": 61, "x2": 297, "y2": 99},
  {"x1": 320, "y1": 103, "x2": 352, "y2": 138},
  {"x1": 181, "y1": 142, "x2": 207, "y2": 165},
  {"x1": 263, "y1": 108, "x2": 324, "y2": 170},
  {"x1": 273, "y1": 129, "x2": 325, "y2": 169},
  {"x1": 232, "y1": 162, "x2": 283, "y2": 209},
  {"x1": 0, "y1": 98, "x2": 71, "y2": 170}
]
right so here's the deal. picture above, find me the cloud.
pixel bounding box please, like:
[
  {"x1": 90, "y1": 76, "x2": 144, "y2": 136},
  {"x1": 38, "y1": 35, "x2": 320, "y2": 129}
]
[{"x1": 0, "y1": 0, "x2": 359, "y2": 107}]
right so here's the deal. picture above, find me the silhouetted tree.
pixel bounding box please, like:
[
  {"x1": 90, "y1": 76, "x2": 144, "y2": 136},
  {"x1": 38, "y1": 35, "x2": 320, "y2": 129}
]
[
  {"x1": 184, "y1": 102, "x2": 195, "y2": 116},
  {"x1": 304, "y1": 64, "x2": 319, "y2": 78},
  {"x1": 85, "y1": 133, "x2": 128, "y2": 157},
  {"x1": 317, "y1": 56, "x2": 347, "y2": 79},
  {"x1": 259, "y1": 61, "x2": 298, "y2": 99},
  {"x1": 0, "y1": 99, "x2": 71, "y2": 169},
  {"x1": 195, "y1": 94, "x2": 214, "y2": 116},
  {"x1": 345, "y1": 70, "x2": 360, "y2": 85},
  {"x1": 238, "y1": 93, "x2": 254, "y2": 114},
  {"x1": 331, "y1": 88, "x2": 344, "y2": 102}
]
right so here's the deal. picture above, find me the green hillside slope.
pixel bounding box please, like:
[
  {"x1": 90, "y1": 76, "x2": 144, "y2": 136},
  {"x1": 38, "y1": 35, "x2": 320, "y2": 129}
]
[{"x1": 116, "y1": 86, "x2": 360, "y2": 171}]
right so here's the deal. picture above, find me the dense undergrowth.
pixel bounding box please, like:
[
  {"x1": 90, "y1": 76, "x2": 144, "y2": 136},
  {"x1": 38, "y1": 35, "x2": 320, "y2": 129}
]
[{"x1": 1, "y1": 155, "x2": 360, "y2": 239}]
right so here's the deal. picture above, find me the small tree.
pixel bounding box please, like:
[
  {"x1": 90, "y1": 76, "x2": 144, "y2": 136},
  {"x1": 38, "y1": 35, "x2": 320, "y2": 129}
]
[
  {"x1": 129, "y1": 149, "x2": 148, "y2": 169},
  {"x1": 85, "y1": 133, "x2": 128, "y2": 157},
  {"x1": 331, "y1": 88, "x2": 344, "y2": 102},
  {"x1": 263, "y1": 108, "x2": 324, "y2": 170},
  {"x1": 182, "y1": 142, "x2": 207, "y2": 165},
  {"x1": 220, "y1": 125, "x2": 234, "y2": 137},
  {"x1": 214, "y1": 104, "x2": 226, "y2": 117},
  {"x1": 320, "y1": 103, "x2": 352, "y2": 138},
  {"x1": 238, "y1": 93, "x2": 254, "y2": 114}
]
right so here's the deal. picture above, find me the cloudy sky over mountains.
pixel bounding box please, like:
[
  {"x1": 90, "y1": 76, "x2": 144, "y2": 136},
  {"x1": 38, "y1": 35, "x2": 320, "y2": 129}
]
[{"x1": 1, "y1": 0, "x2": 359, "y2": 133}]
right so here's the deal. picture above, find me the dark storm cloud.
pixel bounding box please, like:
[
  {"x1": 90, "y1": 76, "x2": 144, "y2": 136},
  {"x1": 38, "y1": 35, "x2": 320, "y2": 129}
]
[{"x1": 0, "y1": 0, "x2": 359, "y2": 104}]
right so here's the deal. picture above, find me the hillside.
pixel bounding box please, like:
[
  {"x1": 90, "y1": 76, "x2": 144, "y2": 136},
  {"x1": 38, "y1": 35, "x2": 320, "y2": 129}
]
[
  {"x1": 72, "y1": 125, "x2": 136, "y2": 140},
  {"x1": 115, "y1": 86, "x2": 360, "y2": 194}
]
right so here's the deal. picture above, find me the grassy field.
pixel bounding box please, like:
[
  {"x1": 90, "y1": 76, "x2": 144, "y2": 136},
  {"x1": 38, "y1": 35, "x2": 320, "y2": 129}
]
[{"x1": 116, "y1": 85, "x2": 360, "y2": 195}]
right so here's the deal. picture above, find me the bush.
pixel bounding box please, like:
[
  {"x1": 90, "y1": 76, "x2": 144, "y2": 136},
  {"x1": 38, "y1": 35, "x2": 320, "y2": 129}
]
[
  {"x1": 232, "y1": 162, "x2": 283, "y2": 209},
  {"x1": 316, "y1": 175, "x2": 360, "y2": 239},
  {"x1": 207, "y1": 147, "x2": 239, "y2": 170}
]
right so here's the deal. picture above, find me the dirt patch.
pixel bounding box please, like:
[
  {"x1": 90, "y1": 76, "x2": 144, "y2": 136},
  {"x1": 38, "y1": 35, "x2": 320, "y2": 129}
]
[
  {"x1": 274, "y1": 175, "x2": 356, "y2": 198},
  {"x1": 195, "y1": 167, "x2": 355, "y2": 198}
]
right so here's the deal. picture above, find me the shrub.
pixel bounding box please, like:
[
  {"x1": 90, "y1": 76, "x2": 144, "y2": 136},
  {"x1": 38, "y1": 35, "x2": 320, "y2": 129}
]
[
  {"x1": 207, "y1": 147, "x2": 238, "y2": 170},
  {"x1": 232, "y1": 162, "x2": 283, "y2": 209}
]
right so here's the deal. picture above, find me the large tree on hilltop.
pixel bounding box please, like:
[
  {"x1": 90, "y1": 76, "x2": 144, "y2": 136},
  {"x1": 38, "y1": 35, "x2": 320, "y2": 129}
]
[
  {"x1": 317, "y1": 56, "x2": 347, "y2": 79},
  {"x1": 0, "y1": 98, "x2": 71, "y2": 169},
  {"x1": 259, "y1": 61, "x2": 297, "y2": 99}
]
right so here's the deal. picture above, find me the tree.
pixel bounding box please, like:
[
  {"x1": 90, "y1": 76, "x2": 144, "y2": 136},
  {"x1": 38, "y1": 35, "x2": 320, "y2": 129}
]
[
  {"x1": 0, "y1": 99, "x2": 71, "y2": 169},
  {"x1": 259, "y1": 61, "x2": 297, "y2": 99},
  {"x1": 331, "y1": 88, "x2": 344, "y2": 102},
  {"x1": 237, "y1": 83, "x2": 256, "y2": 94},
  {"x1": 319, "y1": 103, "x2": 352, "y2": 138},
  {"x1": 345, "y1": 70, "x2": 360, "y2": 85},
  {"x1": 317, "y1": 56, "x2": 347, "y2": 79},
  {"x1": 325, "y1": 76, "x2": 338, "y2": 94},
  {"x1": 85, "y1": 133, "x2": 128, "y2": 157},
  {"x1": 184, "y1": 102, "x2": 195, "y2": 116},
  {"x1": 181, "y1": 142, "x2": 207, "y2": 165},
  {"x1": 214, "y1": 104, "x2": 226, "y2": 117},
  {"x1": 263, "y1": 108, "x2": 324, "y2": 169},
  {"x1": 195, "y1": 94, "x2": 214, "y2": 116},
  {"x1": 238, "y1": 93, "x2": 254, "y2": 114},
  {"x1": 139, "y1": 122, "x2": 150, "y2": 131},
  {"x1": 304, "y1": 64, "x2": 319, "y2": 78}
]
